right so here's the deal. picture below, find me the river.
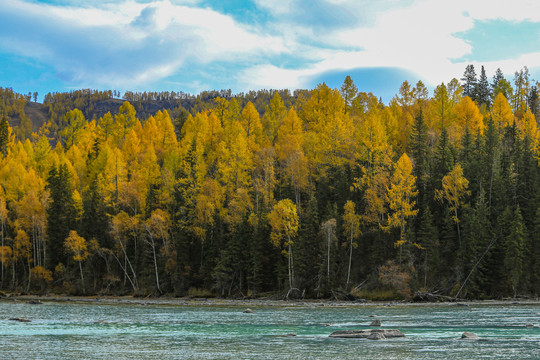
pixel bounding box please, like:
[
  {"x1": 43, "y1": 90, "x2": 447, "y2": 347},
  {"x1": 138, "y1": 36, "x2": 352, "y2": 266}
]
[{"x1": 1, "y1": 299, "x2": 539, "y2": 359}]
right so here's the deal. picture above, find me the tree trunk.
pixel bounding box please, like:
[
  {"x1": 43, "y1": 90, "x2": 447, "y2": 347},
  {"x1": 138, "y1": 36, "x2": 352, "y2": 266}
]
[
  {"x1": 118, "y1": 239, "x2": 138, "y2": 291},
  {"x1": 112, "y1": 252, "x2": 136, "y2": 291},
  {"x1": 327, "y1": 231, "x2": 331, "y2": 287},
  {"x1": 79, "y1": 260, "x2": 85, "y2": 294},
  {"x1": 287, "y1": 238, "x2": 294, "y2": 290},
  {"x1": 455, "y1": 208, "x2": 461, "y2": 246},
  {"x1": 151, "y1": 237, "x2": 161, "y2": 294},
  {"x1": 288, "y1": 243, "x2": 292, "y2": 290},
  {"x1": 346, "y1": 228, "x2": 353, "y2": 289},
  {"x1": 27, "y1": 260, "x2": 31, "y2": 293},
  {"x1": 424, "y1": 250, "x2": 428, "y2": 289}
]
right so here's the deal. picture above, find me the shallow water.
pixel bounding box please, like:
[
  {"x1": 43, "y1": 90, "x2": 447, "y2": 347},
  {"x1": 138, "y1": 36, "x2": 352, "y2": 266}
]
[{"x1": 0, "y1": 300, "x2": 539, "y2": 359}]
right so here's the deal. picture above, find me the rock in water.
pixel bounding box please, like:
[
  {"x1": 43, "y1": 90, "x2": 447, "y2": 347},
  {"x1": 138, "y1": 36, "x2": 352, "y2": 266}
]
[
  {"x1": 367, "y1": 332, "x2": 386, "y2": 340},
  {"x1": 370, "y1": 318, "x2": 381, "y2": 326},
  {"x1": 9, "y1": 317, "x2": 31, "y2": 322},
  {"x1": 26, "y1": 300, "x2": 42, "y2": 305},
  {"x1": 525, "y1": 323, "x2": 534, "y2": 328},
  {"x1": 460, "y1": 332, "x2": 479, "y2": 340},
  {"x1": 329, "y1": 329, "x2": 405, "y2": 338},
  {"x1": 243, "y1": 308, "x2": 254, "y2": 313}
]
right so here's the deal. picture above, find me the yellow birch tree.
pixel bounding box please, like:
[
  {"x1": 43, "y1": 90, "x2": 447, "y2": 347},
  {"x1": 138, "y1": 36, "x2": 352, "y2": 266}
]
[
  {"x1": 65, "y1": 230, "x2": 89, "y2": 293},
  {"x1": 435, "y1": 163, "x2": 470, "y2": 245},
  {"x1": 268, "y1": 199, "x2": 299, "y2": 292}
]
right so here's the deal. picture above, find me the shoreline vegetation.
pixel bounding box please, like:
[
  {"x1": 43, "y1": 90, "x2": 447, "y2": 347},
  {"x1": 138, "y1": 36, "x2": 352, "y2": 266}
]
[
  {"x1": 1, "y1": 65, "x2": 540, "y2": 301},
  {"x1": 2, "y1": 293, "x2": 540, "y2": 308}
]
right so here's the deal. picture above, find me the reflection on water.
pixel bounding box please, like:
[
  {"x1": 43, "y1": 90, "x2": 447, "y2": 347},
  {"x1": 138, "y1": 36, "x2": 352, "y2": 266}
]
[{"x1": 0, "y1": 301, "x2": 539, "y2": 359}]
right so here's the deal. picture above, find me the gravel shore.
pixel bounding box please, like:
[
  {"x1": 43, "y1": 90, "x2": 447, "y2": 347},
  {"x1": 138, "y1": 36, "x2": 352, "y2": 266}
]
[{"x1": 2, "y1": 294, "x2": 539, "y2": 308}]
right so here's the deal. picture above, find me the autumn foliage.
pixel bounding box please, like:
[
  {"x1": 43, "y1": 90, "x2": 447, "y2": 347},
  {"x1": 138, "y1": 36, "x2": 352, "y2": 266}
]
[{"x1": 0, "y1": 64, "x2": 538, "y2": 299}]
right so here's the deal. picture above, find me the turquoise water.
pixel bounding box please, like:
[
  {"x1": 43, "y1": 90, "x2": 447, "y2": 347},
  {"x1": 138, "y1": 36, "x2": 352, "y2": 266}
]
[{"x1": 0, "y1": 300, "x2": 539, "y2": 359}]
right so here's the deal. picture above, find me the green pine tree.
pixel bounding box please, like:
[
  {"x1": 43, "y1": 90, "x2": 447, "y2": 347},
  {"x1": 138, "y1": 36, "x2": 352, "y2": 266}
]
[
  {"x1": 461, "y1": 64, "x2": 477, "y2": 100},
  {"x1": 46, "y1": 164, "x2": 77, "y2": 270},
  {"x1": 504, "y1": 206, "x2": 526, "y2": 297}
]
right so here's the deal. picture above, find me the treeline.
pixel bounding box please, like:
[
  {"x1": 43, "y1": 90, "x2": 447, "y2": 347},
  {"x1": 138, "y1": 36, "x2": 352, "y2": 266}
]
[
  {"x1": 43, "y1": 89, "x2": 114, "y2": 141},
  {"x1": 0, "y1": 87, "x2": 33, "y2": 141},
  {"x1": 0, "y1": 64, "x2": 539, "y2": 300},
  {"x1": 40, "y1": 88, "x2": 305, "y2": 143}
]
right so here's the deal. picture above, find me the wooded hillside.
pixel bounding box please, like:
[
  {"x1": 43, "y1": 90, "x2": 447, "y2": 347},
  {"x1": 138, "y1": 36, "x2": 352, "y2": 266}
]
[{"x1": 0, "y1": 65, "x2": 538, "y2": 300}]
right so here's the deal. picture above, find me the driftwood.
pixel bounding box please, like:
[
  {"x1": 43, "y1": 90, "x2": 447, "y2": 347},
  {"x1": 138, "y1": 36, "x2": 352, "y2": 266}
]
[
  {"x1": 413, "y1": 291, "x2": 464, "y2": 302},
  {"x1": 285, "y1": 288, "x2": 303, "y2": 300},
  {"x1": 331, "y1": 289, "x2": 363, "y2": 302}
]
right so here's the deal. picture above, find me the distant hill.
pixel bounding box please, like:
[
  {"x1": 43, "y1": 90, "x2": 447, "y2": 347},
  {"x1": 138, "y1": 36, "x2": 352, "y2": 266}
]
[
  {"x1": 3, "y1": 87, "x2": 304, "y2": 140},
  {"x1": 23, "y1": 101, "x2": 49, "y2": 132},
  {"x1": 14, "y1": 98, "x2": 186, "y2": 134}
]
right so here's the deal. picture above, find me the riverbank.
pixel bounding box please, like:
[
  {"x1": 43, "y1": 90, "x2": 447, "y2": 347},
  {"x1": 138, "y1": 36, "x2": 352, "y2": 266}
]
[{"x1": 2, "y1": 293, "x2": 540, "y2": 308}]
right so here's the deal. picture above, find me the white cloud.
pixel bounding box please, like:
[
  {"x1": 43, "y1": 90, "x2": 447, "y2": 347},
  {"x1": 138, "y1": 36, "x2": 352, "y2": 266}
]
[
  {"x1": 245, "y1": 0, "x2": 540, "y2": 91},
  {"x1": 464, "y1": 0, "x2": 540, "y2": 22},
  {"x1": 0, "y1": 0, "x2": 286, "y2": 88},
  {"x1": 2, "y1": 0, "x2": 540, "y2": 94}
]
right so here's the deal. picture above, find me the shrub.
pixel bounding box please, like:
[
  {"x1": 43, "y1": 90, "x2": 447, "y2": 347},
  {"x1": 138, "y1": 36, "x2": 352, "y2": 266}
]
[
  {"x1": 30, "y1": 266, "x2": 53, "y2": 292},
  {"x1": 378, "y1": 260, "x2": 412, "y2": 299}
]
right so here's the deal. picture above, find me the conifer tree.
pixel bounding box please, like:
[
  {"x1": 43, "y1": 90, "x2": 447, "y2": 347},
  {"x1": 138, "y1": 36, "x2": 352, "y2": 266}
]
[
  {"x1": 459, "y1": 190, "x2": 492, "y2": 298},
  {"x1": 483, "y1": 118, "x2": 500, "y2": 211},
  {"x1": 46, "y1": 164, "x2": 76, "y2": 270},
  {"x1": 340, "y1": 76, "x2": 358, "y2": 114},
  {"x1": 294, "y1": 195, "x2": 320, "y2": 294},
  {"x1": 491, "y1": 68, "x2": 513, "y2": 102},
  {"x1": 384, "y1": 153, "x2": 418, "y2": 250},
  {"x1": 415, "y1": 206, "x2": 438, "y2": 289},
  {"x1": 461, "y1": 65, "x2": 477, "y2": 100},
  {"x1": 433, "y1": 128, "x2": 455, "y2": 187},
  {"x1": 527, "y1": 208, "x2": 540, "y2": 295},
  {"x1": 504, "y1": 206, "x2": 525, "y2": 297},
  {"x1": 527, "y1": 86, "x2": 539, "y2": 119},
  {"x1": 430, "y1": 83, "x2": 454, "y2": 130},
  {"x1": 409, "y1": 111, "x2": 429, "y2": 209},
  {"x1": 475, "y1": 65, "x2": 491, "y2": 108}
]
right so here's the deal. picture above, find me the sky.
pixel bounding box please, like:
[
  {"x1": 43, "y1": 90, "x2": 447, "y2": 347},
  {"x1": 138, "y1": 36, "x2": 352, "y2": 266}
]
[{"x1": 2, "y1": 0, "x2": 540, "y2": 103}]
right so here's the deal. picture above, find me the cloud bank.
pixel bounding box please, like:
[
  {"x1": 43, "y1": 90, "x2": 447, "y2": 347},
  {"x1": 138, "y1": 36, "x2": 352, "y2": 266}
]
[{"x1": 1, "y1": 0, "x2": 540, "y2": 97}]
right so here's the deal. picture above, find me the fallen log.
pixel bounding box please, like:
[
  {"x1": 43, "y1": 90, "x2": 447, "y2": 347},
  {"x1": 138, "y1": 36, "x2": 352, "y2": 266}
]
[{"x1": 413, "y1": 291, "x2": 462, "y2": 302}]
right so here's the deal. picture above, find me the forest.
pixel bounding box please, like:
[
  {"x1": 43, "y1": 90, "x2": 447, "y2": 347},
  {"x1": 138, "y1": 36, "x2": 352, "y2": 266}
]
[{"x1": 0, "y1": 64, "x2": 539, "y2": 300}]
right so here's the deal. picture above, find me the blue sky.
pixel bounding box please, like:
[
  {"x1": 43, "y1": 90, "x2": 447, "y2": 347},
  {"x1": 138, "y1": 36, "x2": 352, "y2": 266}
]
[{"x1": 2, "y1": 0, "x2": 540, "y2": 103}]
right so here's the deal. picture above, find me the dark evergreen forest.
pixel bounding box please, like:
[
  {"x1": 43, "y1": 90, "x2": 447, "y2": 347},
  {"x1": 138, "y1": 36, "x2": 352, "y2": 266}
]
[{"x1": 0, "y1": 65, "x2": 538, "y2": 300}]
